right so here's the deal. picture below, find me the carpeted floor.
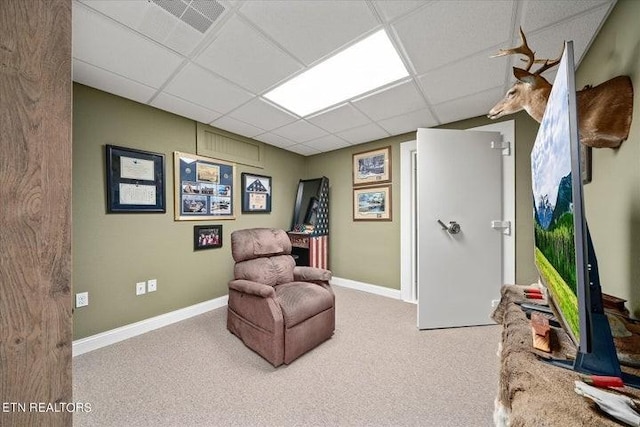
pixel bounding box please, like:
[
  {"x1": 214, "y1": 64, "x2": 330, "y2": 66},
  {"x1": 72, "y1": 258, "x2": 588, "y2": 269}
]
[{"x1": 73, "y1": 285, "x2": 501, "y2": 426}]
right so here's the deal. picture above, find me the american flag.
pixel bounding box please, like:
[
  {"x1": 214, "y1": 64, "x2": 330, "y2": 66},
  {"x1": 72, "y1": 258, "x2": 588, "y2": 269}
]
[{"x1": 309, "y1": 235, "x2": 328, "y2": 270}]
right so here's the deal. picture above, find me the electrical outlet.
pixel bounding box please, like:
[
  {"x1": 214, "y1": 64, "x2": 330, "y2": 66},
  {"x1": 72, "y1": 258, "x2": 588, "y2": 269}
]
[
  {"x1": 491, "y1": 299, "x2": 500, "y2": 308},
  {"x1": 147, "y1": 279, "x2": 157, "y2": 292},
  {"x1": 76, "y1": 292, "x2": 89, "y2": 308},
  {"x1": 136, "y1": 282, "x2": 146, "y2": 296}
]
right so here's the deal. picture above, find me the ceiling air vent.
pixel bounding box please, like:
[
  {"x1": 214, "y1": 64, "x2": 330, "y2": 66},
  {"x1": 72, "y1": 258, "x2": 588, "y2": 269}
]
[{"x1": 151, "y1": 0, "x2": 225, "y2": 34}]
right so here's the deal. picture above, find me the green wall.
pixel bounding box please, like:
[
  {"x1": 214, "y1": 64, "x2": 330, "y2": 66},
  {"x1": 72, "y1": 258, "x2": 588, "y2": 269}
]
[
  {"x1": 306, "y1": 112, "x2": 540, "y2": 289},
  {"x1": 306, "y1": 134, "x2": 409, "y2": 288},
  {"x1": 73, "y1": 0, "x2": 640, "y2": 338},
  {"x1": 576, "y1": 0, "x2": 640, "y2": 315},
  {"x1": 72, "y1": 84, "x2": 305, "y2": 339}
]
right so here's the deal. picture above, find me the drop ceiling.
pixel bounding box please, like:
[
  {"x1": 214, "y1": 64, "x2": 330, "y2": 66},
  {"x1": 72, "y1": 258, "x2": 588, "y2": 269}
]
[{"x1": 73, "y1": 0, "x2": 616, "y2": 156}]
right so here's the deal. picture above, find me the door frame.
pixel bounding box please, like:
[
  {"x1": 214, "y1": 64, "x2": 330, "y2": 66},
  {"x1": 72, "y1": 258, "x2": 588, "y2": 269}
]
[{"x1": 400, "y1": 120, "x2": 516, "y2": 303}]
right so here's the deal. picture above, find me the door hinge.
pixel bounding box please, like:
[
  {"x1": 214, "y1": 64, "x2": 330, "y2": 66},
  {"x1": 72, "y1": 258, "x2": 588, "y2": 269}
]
[
  {"x1": 491, "y1": 220, "x2": 511, "y2": 235},
  {"x1": 490, "y1": 140, "x2": 511, "y2": 156}
]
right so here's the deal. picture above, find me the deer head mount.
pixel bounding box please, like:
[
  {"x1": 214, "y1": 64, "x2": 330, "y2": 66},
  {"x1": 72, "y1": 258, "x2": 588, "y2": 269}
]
[{"x1": 487, "y1": 28, "x2": 633, "y2": 149}]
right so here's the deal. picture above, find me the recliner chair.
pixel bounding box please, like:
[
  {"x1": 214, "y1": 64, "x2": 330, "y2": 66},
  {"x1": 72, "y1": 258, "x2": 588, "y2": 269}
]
[{"x1": 227, "y1": 228, "x2": 335, "y2": 366}]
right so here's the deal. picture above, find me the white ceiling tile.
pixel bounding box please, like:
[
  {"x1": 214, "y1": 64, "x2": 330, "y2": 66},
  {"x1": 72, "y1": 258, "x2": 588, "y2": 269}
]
[
  {"x1": 271, "y1": 120, "x2": 328, "y2": 143},
  {"x1": 73, "y1": 4, "x2": 184, "y2": 88},
  {"x1": 353, "y1": 80, "x2": 426, "y2": 121},
  {"x1": 287, "y1": 144, "x2": 322, "y2": 156},
  {"x1": 211, "y1": 116, "x2": 264, "y2": 138},
  {"x1": 164, "y1": 63, "x2": 253, "y2": 113},
  {"x1": 393, "y1": 0, "x2": 514, "y2": 74},
  {"x1": 77, "y1": 0, "x2": 149, "y2": 30},
  {"x1": 228, "y1": 98, "x2": 298, "y2": 131},
  {"x1": 163, "y1": 20, "x2": 204, "y2": 55},
  {"x1": 303, "y1": 135, "x2": 351, "y2": 152},
  {"x1": 337, "y1": 123, "x2": 390, "y2": 145},
  {"x1": 137, "y1": 3, "x2": 180, "y2": 44},
  {"x1": 418, "y1": 52, "x2": 508, "y2": 105},
  {"x1": 195, "y1": 16, "x2": 302, "y2": 93},
  {"x1": 80, "y1": 0, "x2": 208, "y2": 56},
  {"x1": 373, "y1": 1, "x2": 426, "y2": 22},
  {"x1": 522, "y1": 8, "x2": 613, "y2": 68},
  {"x1": 150, "y1": 92, "x2": 222, "y2": 124},
  {"x1": 432, "y1": 86, "x2": 505, "y2": 125},
  {"x1": 239, "y1": 0, "x2": 379, "y2": 65},
  {"x1": 255, "y1": 132, "x2": 297, "y2": 149},
  {"x1": 378, "y1": 108, "x2": 438, "y2": 135},
  {"x1": 522, "y1": 0, "x2": 613, "y2": 32},
  {"x1": 307, "y1": 103, "x2": 372, "y2": 133},
  {"x1": 73, "y1": 59, "x2": 156, "y2": 104}
]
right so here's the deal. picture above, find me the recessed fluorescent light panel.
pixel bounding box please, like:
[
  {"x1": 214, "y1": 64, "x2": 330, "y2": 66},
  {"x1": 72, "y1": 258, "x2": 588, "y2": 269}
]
[{"x1": 264, "y1": 30, "x2": 409, "y2": 117}]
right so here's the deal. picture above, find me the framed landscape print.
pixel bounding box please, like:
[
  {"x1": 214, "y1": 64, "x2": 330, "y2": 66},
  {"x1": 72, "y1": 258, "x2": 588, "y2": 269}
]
[
  {"x1": 106, "y1": 145, "x2": 166, "y2": 213},
  {"x1": 174, "y1": 151, "x2": 235, "y2": 221},
  {"x1": 353, "y1": 185, "x2": 392, "y2": 221},
  {"x1": 352, "y1": 146, "x2": 391, "y2": 186},
  {"x1": 241, "y1": 172, "x2": 272, "y2": 213}
]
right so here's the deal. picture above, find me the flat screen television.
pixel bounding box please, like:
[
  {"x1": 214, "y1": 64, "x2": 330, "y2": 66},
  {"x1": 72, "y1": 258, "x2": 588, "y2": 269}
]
[{"x1": 531, "y1": 40, "x2": 640, "y2": 386}]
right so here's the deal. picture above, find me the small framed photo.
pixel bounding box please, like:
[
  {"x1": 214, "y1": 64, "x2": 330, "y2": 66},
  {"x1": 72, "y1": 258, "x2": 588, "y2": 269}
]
[
  {"x1": 106, "y1": 145, "x2": 166, "y2": 213},
  {"x1": 352, "y1": 146, "x2": 391, "y2": 187},
  {"x1": 194, "y1": 225, "x2": 222, "y2": 250},
  {"x1": 353, "y1": 185, "x2": 392, "y2": 221},
  {"x1": 241, "y1": 172, "x2": 272, "y2": 213}
]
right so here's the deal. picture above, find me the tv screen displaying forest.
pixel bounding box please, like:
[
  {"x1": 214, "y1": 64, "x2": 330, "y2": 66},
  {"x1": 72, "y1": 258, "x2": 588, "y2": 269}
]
[{"x1": 531, "y1": 56, "x2": 580, "y2": 342}]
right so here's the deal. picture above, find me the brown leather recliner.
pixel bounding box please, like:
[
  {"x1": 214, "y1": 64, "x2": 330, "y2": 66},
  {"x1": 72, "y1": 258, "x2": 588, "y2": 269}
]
[{"x1": 227, "y1": 228, "x2": 335, "y2": 366}]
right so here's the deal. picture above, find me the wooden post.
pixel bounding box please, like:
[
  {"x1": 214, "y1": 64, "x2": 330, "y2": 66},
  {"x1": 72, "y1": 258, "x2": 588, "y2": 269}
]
[{"x1": 0, "y1": 0, "x2": 72, "y2": 425}]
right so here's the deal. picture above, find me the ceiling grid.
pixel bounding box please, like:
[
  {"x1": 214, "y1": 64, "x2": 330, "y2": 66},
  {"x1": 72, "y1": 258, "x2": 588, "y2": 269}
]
[{"x1": 73, "y1": 0, "x2": 617, "y2": 155}]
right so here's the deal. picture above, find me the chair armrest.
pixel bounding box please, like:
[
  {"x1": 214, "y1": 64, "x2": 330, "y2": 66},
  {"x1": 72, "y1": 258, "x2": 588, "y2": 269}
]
[
  {"x1": 229, "y1": 279, "x2": 275, "y2": 298},
  {"x1": 293, "y1": 266, "x2": 332, "y2": 282}
]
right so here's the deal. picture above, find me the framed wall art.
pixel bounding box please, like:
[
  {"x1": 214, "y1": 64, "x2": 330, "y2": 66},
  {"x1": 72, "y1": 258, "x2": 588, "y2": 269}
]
[
  {"x1": 353, "y1": 185, "x2": 392, "y2": 221},
  {"x1": 106, "y1": 145, "x2": 166, "y2": 213},
  {"x1": 352, "y1": 146, "x2": 391, "y2": 186},
  {"x1": 241, "y1": 172, "x2": 272, "y2": 213},
  {"x1": 194, "y1": 225, "x2": 222, "y2": 250},
  {"x1": 174, "y1": 151, "x2": 236, "y2": 221}
]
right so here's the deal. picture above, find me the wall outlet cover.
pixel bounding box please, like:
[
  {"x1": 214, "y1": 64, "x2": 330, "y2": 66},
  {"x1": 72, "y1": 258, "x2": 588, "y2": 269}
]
[
  {"x1": 136, "y1": 282, "x2": 146, "y2": 295},
  {"x1": 76, "y1": 292, "x2": 89, "y2": 308},
  {"x1": 147, "y1": 279, "x2": 157, "y2": 292}
]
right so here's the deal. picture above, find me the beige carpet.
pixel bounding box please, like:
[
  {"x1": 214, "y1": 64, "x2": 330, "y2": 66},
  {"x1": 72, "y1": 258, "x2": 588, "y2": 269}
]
[{"x1": 73, "y1": 286, "x2": 501, "y2": 426}]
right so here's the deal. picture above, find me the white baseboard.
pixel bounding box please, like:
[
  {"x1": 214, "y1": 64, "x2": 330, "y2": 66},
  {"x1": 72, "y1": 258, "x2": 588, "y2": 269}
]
[
  {"x1": 332, "y1": 276, "x2": 402, "y2": 300},
  {"x1": 73, "y1": 278, "x2": 400, "y2": 357},
  {"x1": 72, "y1": 295, "x2": 228, "y2": 357}
]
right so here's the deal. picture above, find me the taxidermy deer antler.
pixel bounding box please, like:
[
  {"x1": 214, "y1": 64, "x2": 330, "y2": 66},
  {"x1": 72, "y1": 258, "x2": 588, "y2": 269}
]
[{"x1": 487, "y1": 28, "x2": 633, "y2": 148}]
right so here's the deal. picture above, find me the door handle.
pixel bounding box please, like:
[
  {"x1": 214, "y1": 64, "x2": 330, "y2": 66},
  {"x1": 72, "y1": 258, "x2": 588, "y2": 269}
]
[{"x1": 437, "y1": 219, "x2": 461, "y2": 234}]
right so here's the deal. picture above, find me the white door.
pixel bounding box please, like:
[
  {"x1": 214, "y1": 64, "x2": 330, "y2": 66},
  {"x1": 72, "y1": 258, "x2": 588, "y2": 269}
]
[{"x1": 417, "y1": 128, "x2": 503, "y2": 329}]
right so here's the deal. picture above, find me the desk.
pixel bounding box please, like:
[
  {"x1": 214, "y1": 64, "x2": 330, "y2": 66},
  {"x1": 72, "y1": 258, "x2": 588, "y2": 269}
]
[{"x1": 492, "y1": 285, "x2": 640, "y2": 426}]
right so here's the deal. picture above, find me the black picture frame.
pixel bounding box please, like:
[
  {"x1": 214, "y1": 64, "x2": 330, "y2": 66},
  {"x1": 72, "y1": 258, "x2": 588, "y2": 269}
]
[
  {"x1": 106, "y1": 145, "x2": 166, "y2": 213},
  {"x1": 194, "y1": 225, "x2": 223, "y2": 250},
  {"x1": 241, "y1": 172, "x2": 272, "y2": 213}
]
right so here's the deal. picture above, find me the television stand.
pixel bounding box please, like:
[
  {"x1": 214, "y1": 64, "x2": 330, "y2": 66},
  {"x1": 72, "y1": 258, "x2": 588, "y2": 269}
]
[{"x1": 492, "y1": 284, "x2": 640, "y2": 426}]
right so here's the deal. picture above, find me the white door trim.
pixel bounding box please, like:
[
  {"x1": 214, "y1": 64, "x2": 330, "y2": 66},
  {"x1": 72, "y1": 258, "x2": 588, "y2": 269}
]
[
  {"x1": 400, "y1": 140, "x2": 418, "y2": 302},
  {"x1": 400, "y1": 120, "x2": 516, "y2": 303}
]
